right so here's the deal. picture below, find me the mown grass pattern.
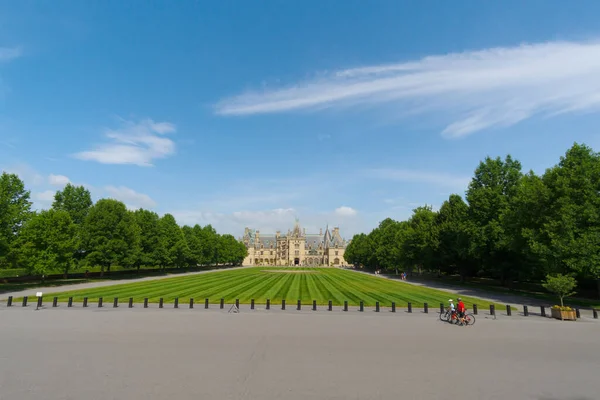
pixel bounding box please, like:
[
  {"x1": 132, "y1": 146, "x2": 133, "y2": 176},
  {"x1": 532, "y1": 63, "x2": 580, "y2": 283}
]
[{"x1": 37, "y1": 267, "x2": 506, "y2": 308}]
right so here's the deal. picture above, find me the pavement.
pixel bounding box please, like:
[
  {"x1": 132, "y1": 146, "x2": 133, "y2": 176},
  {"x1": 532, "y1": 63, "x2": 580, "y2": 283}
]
[{"x1": 0, "y1": 306, "x2": 598, "y2": 400}]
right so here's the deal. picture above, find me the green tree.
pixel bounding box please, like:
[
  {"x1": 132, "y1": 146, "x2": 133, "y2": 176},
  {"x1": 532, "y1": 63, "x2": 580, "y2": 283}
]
[
  {"x1": 533, "y1": 144, "x2": 600, "y2": 296},
  {"x1": 466, "y1": 155, "x2": 523, "y2": 286},
  {"x1": 542, "y1": 274, "x2": 577, "y2": 307},
  {"x1": 182, "y1": 225, "x2": 203, "y2": 267},
  {"x1": 133, "y1": 209, "x2": 162, "y2": 270},
  {"x1": 81, "y1": 199, "x2": 141, "y2": 275},
  {"x1": 374, "y1": 218, "x2": 403, "y2": 271},
  {"x1": 52, "y1": 184, "x2": 93, "y2": 225},
  {"x1": 400, "y1": 206, "x2": 439, "y2": 276},
  {"x1": 0, "y1": 172, "x2": 33, "y2": 268},
  {"x1": 158, "y1": 213, "x2": 189, "y2": 268},
  {"x1": 435, "y1": 195, "x2": 476, "y2": 280},
  {"x1": 344, "y1": 233, "x2": 376, "y2": 269},
  {"x1": 15, "y1": 209, "x2": 78, "y2": 277}
]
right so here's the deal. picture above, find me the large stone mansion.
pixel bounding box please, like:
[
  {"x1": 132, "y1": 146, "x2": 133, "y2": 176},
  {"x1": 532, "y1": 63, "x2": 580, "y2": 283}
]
[{"x1": 241, "y1": 220, "x2": 349, "y2": 266}]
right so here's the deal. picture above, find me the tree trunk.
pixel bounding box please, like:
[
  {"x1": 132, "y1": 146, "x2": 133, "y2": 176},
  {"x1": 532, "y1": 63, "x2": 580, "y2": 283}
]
[
  {"x1": 597, "y1": 278, "x2": 600, "y2": 300},
  {"x1": 100, "y1": 265, "x2": 104, "y2": 277}
]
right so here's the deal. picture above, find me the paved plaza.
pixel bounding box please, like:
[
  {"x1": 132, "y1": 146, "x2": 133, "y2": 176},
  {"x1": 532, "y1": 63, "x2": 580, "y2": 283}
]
[{"x1": 1, "y1": 306, "x2": 598, "y2": 400}]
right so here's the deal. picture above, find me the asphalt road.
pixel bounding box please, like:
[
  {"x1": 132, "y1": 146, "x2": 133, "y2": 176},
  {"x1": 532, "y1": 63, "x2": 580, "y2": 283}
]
[{"x1": 0, "y1": 307, "x2": 598, "y2": 400}]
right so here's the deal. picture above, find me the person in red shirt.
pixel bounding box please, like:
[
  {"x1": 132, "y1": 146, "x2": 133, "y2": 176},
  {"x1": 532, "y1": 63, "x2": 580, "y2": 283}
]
[{"x1": 457, "y1": 298, "x2": 466, "y2": 322}]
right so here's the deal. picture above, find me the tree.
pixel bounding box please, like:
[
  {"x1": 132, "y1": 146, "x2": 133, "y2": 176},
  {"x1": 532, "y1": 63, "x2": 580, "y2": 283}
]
[
  {"x1": 533, "y1": 144, "x2": 600, "y2": 297},
  {"x1": 435, "y1": 194, "x2": 476, "y2": 280},
  {"x1": 15, "y1": 209, "x2": 78, "y2": 277},
  {"x1": 81, "y1": 199, "x2": 141, "y2": 275},
  {"x1": 400, "y1": 206, "x2": 439, "y2": 276},
  {"x1": 542, "y1": 274, "x2": 577, "y2": 307},
  {"x1": 158, "y1": 214, "x2": 189, "y2": 269},
  {"x1": 52, "y1": 184, "x2": 93, "y2": 225},
  {"x1": 466, "y1": 155, "x2": 523, "y2": 286},
  {"x1": 0, "y1": 172, "x2": 32, "y2": 268},
  {"x1": 133, "y1": 209, "x2": 162, "y2": 270}
]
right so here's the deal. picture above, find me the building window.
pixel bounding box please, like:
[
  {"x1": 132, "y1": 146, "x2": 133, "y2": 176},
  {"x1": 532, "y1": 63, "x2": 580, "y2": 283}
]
[
  {"x1": 335, "y1": 251, "x2": 339, "y2": 256},
  {"x1": 261, "y1": 251, "x2": 264, "y2": 255},
  {"x1": 295, "y1": 250, "x2": 299, "y2": 256},
  {"x1": 270, "y1": 251, "x2": 273, "y2": 255}
]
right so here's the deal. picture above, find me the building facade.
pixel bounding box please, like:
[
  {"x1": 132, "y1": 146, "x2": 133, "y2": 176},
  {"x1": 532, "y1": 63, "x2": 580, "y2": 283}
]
[{"x1": 241, "y1": 220, "x2": 348, "y2": 266}]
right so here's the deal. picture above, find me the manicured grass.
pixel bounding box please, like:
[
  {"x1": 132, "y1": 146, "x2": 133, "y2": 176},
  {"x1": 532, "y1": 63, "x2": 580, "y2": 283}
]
[{"x1": 30, "y1": 267, "x2": 509, "y2": 308}]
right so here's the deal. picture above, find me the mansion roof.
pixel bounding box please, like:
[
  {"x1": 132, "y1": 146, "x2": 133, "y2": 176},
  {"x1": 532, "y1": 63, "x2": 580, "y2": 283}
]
[{"x1": 242, "y1": 220, "x2": 347, "y2": 249}]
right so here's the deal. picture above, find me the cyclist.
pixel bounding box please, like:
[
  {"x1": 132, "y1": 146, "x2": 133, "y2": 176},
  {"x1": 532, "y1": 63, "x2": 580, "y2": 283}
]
[
  {"x1": 448, "y1": 299, "x2": 455, "y2": 320},
  {"x1": 457, "y1": 297, "x2": 466, "y2": 323}
]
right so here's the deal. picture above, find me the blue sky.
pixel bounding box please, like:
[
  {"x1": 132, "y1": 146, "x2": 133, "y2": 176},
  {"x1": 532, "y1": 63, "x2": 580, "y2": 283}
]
[{"x1": 1, "y1": 1, "x2": 600, "y2": 238}]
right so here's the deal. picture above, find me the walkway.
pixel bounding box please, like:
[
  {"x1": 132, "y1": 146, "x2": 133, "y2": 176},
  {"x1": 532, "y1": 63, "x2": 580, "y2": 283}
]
[{"x1": 0, "y1": 266, "x2": 251, "y2": 299}]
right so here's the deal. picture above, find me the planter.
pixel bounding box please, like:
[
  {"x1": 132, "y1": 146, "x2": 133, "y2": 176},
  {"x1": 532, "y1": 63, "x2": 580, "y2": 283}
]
[{"x1": 551, "y1": 308, "x2": 577, "y2": 321}]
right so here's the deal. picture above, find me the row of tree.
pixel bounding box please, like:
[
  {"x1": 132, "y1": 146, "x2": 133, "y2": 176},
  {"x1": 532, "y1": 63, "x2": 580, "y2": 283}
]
[
  {"x1": 0, "y1": 177, "x2": 247, "y2": 276},
  {"x1": 345, "y1": 143, "x2": 600, "y2": 297}
]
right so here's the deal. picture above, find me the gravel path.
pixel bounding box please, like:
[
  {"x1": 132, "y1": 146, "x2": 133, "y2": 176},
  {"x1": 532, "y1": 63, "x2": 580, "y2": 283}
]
[{"x1": 0, "y1": 266, "x2": 251, "y2": 299}]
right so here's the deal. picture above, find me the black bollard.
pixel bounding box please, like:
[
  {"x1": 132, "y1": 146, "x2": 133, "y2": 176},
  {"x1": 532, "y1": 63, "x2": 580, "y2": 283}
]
[
  {"x1": 489, "y1": 304, "x2": 495, "y2": 316},
  {"x1": 174, "y1": 297, "x2": 179, "y2": 308},
  {"x1": 98, "y1": 297, "x2": 103, "y2": 308},
  {"x1": 343, "y1": 301, "x2": 348, "y2": 312},
  {"x1": 575, "y1": 308, "x2": 580, "y2": 319},
  {"x1": 220, "y1": 298, "x2": 224, "y2": 309},
  {"x1": 391, "y1": 302, "x2": 396, "y2": 313},
  {"x1": 37, "y1": 296, "x2": 42, "y2": 309},
  {"x1": 424, "y1": 303, "x2": 428, "y2": 314},
  {"x1": 189, "y1": 298, "x2": 194, "y2": 309},
  {"x1": 251, "y1": 299, "x2": 255, "y2": 310},
  {"x1": 53, "y1": 297, "x2": 58, "y2": 307},
  {"x1": 144, "y1": 298, "x2": 148, "y2": 308},
  {"x1": 408, "y1": 302, "x2": 412, "y2": 313},
  {"x1": 473, "y1": 304, "x2": 478, "y2": 315},
  {"x1": 328, "y1": 300, "x2": 332, "y2": 311},
  {"x1": 83, "y1": 297, "x2": 88, "y2": 307},
  {"x1": 129, "y1": 298, "x2": 133, "y2": 308},
  {"x1": 266, "y1": 299, "x2": 271, "y2": 310},
  {"x1": 159, "y1": 298, "x2": 163, "y2": 308},
  {"x1": 235, "y1": 299, "x2": 239, "y2": 309},
  {"x1": 113, "y1": 297, "x2": 118, "y2": 308},
  {"x1": 205, "y1": 298, "x2": 209, "y2": 309},
  {"x1": 7, "y1": 296, "x2": 12, "y2": 307},
  {"x1": 282, "y1": 299, "x2": 286, "y2": 310},
  {"x1": 593, "y1": 309, "x2": 598, "y2": 319},
  {"x1": 22, "y1": 296, "x2": 28, "y2": 307},
  {"x1": 540, "y1": 306, "x2": 546, "y2": 317},
  {"x1": 312, "y1": 300, "x2": 317, "y2": 311},
  {"x1": 506, "y1": 305, "x2": 511, "y2": 316},
  {"x1": 439, "y1": 303, "x2": 444, "y2": 314},
  {"x1": 360, "y1": 301, "x2": 364, "y2": 312},
  {"x1": 297, "y1": 300, "x2": 301, "y2": 310},
  {"x1": 523, "y1": 305, "x2": 529, "y2": 316},
  {"x1": 375, "y1": 302, "x2": 380, "y2": 312}
]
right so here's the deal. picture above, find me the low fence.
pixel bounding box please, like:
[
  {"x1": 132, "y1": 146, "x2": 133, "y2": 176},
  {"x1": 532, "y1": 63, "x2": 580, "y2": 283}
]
[{"x1": 5, "y1": 295, "x2": 599, "y2": 320}]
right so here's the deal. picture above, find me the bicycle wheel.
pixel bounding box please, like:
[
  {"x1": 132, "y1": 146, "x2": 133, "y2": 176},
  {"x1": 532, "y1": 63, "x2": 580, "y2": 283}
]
[
  {"x1": 463, "y1": 313, "x2": 476, "y2": 326},
  {"x1": 439, "y1": 310, "x2": 449, "y2": 322}
]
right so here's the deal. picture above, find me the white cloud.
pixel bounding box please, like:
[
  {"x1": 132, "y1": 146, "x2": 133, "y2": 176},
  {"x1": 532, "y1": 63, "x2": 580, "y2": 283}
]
[
  {"x1": 104, "y1": 185, "x2": 157, "y2": 210},
  {"x1": 48, "y1": 174, "x2": 70, "y2": 186},
  {"x1": 31, "y1": 190, "x2": 55, "y2": 209},
  {"x1": 365, "y1": 168, "x2": 470, "y2": 189},
  {"x1": 0, "y1": 47, "x2": 22, "y2": 62},
  {"x1": 1, "y1": 164, "x2": 44, "y2": 186},
  {"x1": 334, "y1": 206, "x2": 357, "y2": 217},
  {"x1": 170, "y1": 206, "x2": 364, "y2": 238},
  {"x1": 74, "y1": 119, "x2": 176, "y2": 166},
  {"x1": 215, "y1": 39, "x2": 600, "y2": 137}
]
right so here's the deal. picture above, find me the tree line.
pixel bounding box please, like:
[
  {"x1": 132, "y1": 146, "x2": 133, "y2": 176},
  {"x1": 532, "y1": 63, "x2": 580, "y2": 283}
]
[
  {"x1": 345, "y1": 143, "x2": 600, "y2": 297},
  {"x1": 0, "y1": 176, "x2": 247, "y2": 276}
]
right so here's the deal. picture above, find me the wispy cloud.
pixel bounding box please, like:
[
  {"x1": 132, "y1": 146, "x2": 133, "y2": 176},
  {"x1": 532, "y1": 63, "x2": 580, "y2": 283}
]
[
  {"x1": 105, "y1": 185, "x2": 157, "y2": 210},
  {"x1": 334, "y1": 206, "x2": 357, "y2": 217},
  {"x1": 365, "y1": 168, "x2": 470, "y2": 189},
  {"x1": 74, "y1": 119, "x2": 176, "y2": 166},
  {"x1": 215, "y1": 39, "x2": 600, "y2": 137},
  {"x1": 48, "y1": 174, "x2": 70, "y2": 186},
  {"x1": 0, "y1": 47, "x2": 22, "y2": 62}
]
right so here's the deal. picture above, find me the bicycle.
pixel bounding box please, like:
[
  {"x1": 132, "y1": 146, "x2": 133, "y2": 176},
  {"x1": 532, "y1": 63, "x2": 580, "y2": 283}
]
[
  {"x1": 457, "y1": 312, "x2": 476, "y2": 326},
  {"x1": 439, "y1": 307, "x2": 476, "y2": 326}
]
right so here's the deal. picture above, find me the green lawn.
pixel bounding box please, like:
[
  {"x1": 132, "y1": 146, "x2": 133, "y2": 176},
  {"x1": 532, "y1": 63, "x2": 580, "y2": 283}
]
[{"x1": 28, "y1": 267, "x2": 509, "y2": 308}]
